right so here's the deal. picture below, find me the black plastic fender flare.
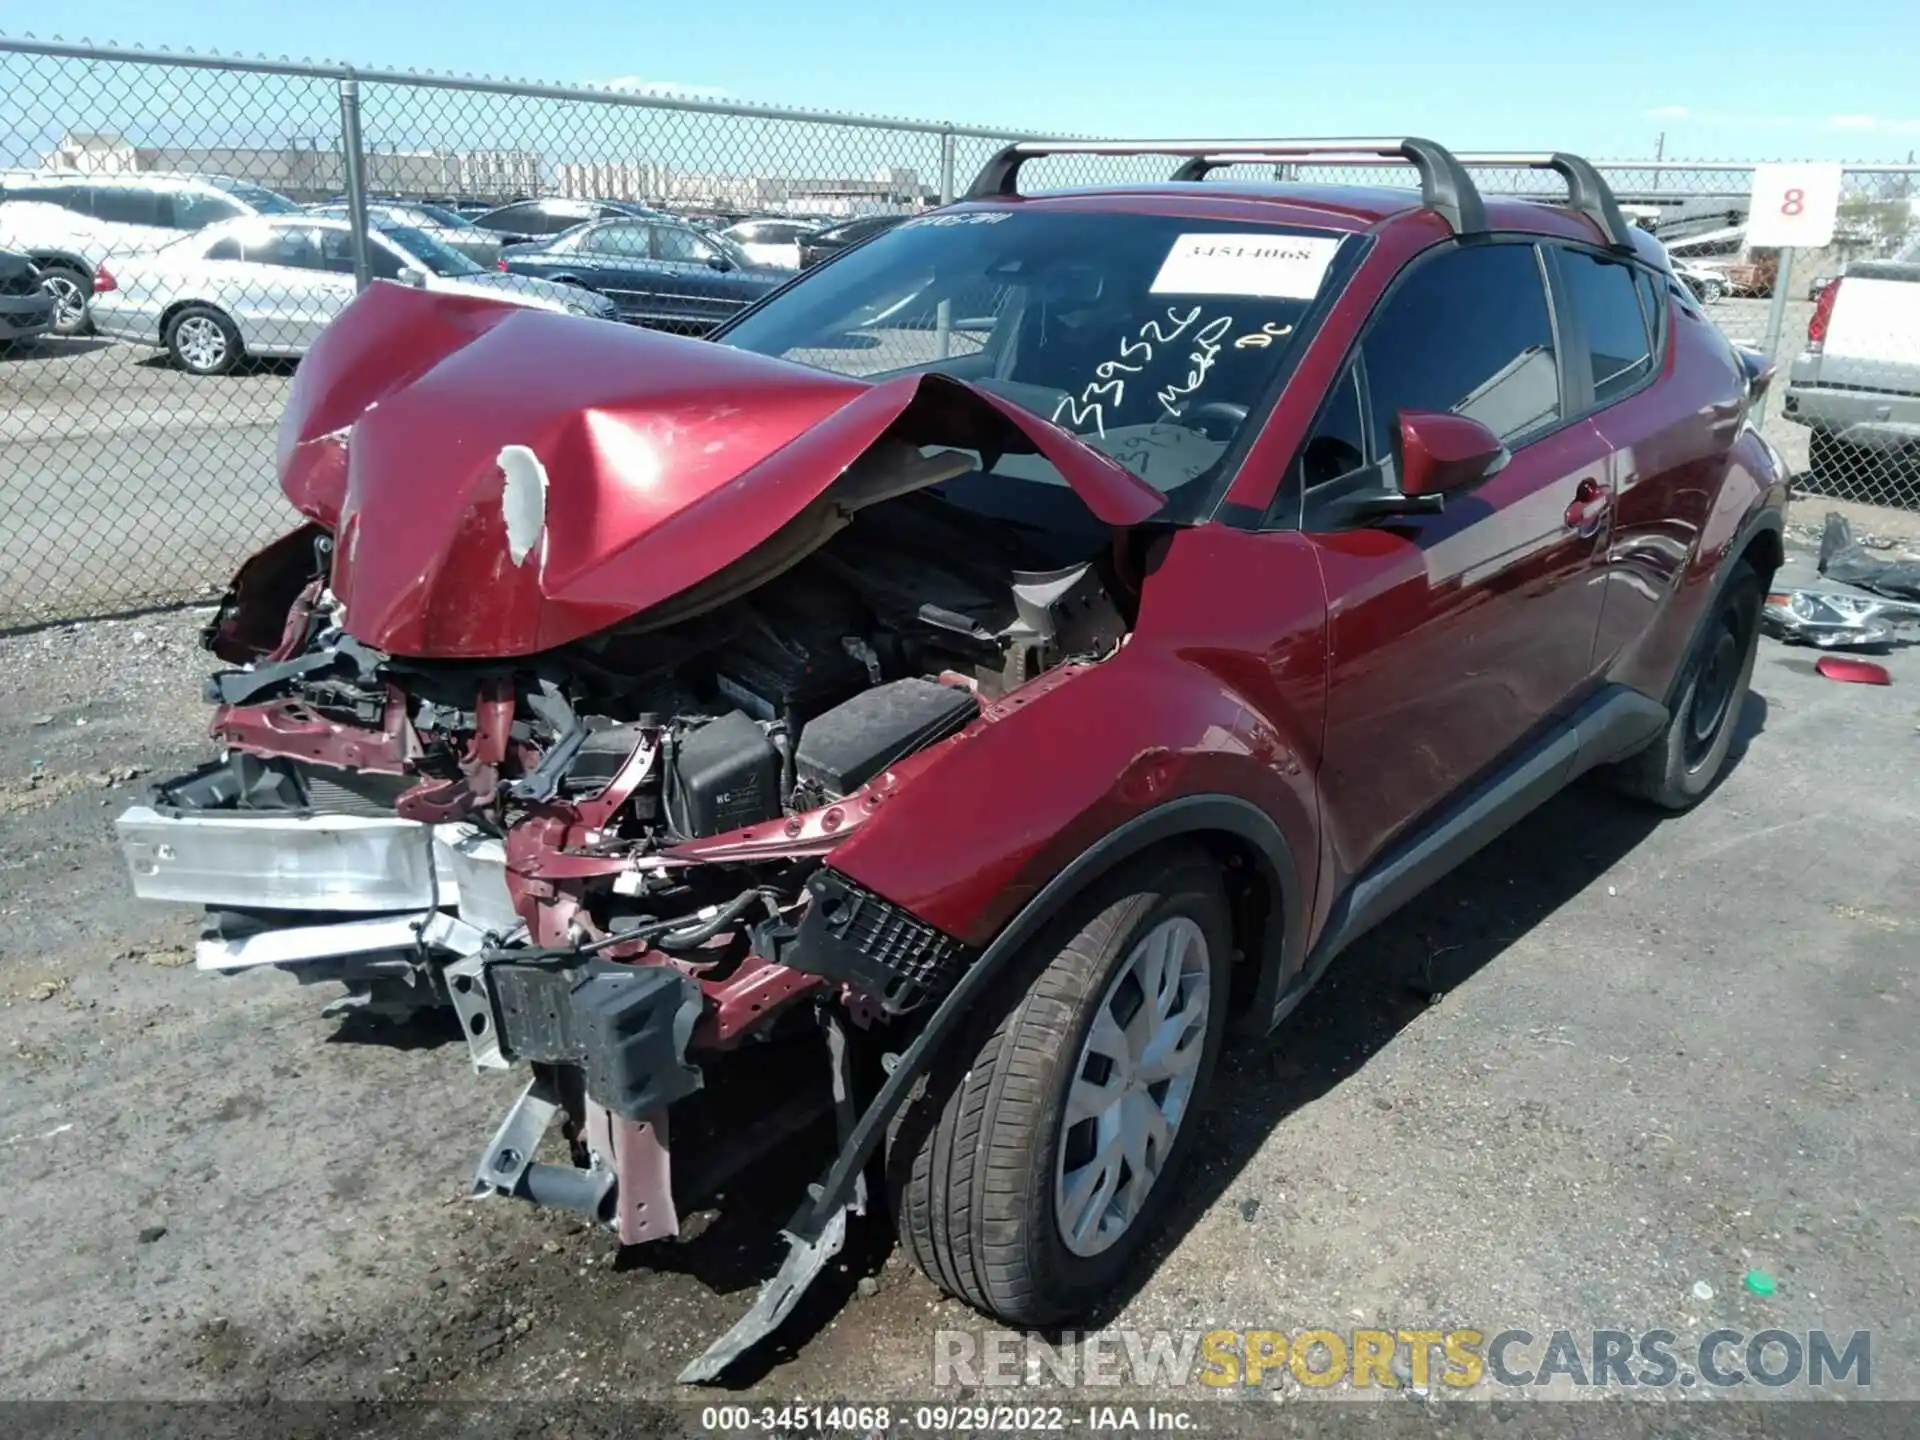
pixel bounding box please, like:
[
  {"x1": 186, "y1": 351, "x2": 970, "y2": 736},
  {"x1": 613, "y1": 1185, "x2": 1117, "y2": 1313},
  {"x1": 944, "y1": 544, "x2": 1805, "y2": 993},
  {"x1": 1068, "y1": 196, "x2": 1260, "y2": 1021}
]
[{"x1": 790, "y1": 792, "x2": 1301, "y2": 1245}]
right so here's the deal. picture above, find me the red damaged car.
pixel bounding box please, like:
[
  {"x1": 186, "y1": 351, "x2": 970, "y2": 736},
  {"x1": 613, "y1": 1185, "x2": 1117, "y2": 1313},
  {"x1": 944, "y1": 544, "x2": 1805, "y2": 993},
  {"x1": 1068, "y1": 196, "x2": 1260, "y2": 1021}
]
[{"x1": 117, "y1": 139, "x2": 1787, "y2": 1379}]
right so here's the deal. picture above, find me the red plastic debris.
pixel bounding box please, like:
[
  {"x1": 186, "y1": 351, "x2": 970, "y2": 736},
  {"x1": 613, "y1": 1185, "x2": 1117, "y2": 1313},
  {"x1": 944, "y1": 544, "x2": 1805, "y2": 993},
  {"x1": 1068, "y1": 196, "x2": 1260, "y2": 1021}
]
[{"x1": 1815, "y1": 655, "x2": 1893, "y2": 686}]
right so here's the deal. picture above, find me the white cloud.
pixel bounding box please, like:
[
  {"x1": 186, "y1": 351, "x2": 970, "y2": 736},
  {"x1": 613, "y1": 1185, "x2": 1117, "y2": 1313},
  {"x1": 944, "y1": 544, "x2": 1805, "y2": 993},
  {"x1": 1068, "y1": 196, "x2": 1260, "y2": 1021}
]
[
  {"x1": 1825, "y1": 113, "x2": 1881, "y2": 131},
  {"x1": 598, "y1": 76, "x2": 732, "y2": 101},
  {"x1": 1643, "y1": 105, "x2": 1691, "y2": 120}
]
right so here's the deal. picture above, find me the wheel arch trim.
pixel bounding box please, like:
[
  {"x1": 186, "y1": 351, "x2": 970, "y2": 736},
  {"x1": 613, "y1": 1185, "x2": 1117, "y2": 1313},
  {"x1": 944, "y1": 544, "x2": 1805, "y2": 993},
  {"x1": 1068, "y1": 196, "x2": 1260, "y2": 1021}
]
[{"x1": 787, "y1": 794, "x2": 1301, "y2": 1244}]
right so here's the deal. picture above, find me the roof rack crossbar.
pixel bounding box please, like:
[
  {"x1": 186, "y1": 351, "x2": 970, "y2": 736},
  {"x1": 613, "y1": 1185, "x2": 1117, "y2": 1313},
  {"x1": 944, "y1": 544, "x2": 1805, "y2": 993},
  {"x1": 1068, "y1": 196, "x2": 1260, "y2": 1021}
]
[
  {"x1": 1446, "y1": 151, "x2": 1638, "y2": 251},
  {"x1": 966, "y1": 137, "x2": 1486, "y2": 236}
]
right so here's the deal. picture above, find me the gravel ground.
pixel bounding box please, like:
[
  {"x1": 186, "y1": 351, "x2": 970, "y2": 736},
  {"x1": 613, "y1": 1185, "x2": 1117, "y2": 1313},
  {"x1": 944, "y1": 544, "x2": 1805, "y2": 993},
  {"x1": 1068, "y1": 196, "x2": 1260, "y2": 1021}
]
[{"x1": 0, "y1": 538, "x2": 1916, "y2": 1421}]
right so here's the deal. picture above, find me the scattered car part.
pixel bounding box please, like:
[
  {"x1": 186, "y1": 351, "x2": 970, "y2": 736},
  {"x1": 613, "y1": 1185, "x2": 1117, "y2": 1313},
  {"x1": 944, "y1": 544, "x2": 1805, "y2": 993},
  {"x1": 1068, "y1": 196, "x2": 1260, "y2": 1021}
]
[
  {"x1": 1818, "y1": 512, "x2": 1920, "y2": 602},
  {"x1": 1815, "y1": 655, "x2": 1893, "y2": 685},
  {"x1": 1762, "y1": 587, "x2": 1920, "y2": 649}
]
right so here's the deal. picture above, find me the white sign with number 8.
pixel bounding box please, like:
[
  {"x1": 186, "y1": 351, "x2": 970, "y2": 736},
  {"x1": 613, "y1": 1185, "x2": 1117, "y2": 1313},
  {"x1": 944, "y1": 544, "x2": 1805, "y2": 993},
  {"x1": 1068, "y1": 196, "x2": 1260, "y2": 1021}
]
[{"x1": 1744, "y1": 163, "x2": 1844, "y2": 248}]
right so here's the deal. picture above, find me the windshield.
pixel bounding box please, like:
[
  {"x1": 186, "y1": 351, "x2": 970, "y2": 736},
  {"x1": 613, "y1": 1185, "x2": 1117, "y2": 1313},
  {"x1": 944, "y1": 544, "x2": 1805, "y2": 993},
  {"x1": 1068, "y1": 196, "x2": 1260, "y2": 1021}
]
[
  {"x1": 718, "y1": 210, "x2": 1350, "y2": 521},
  {"x1": 378, "y1": 223, "x2": 486, "y2": 276},
  {"x1": 207, "y1": 178, "x2": 302, "y2": 215}
]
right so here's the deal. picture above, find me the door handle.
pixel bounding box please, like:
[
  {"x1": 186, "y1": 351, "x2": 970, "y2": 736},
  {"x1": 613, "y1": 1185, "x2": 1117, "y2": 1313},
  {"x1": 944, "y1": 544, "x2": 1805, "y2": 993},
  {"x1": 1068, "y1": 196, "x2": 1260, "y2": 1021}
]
[{"x1": 1564, "y1": 477, "x2": 1612, "y2": 538}]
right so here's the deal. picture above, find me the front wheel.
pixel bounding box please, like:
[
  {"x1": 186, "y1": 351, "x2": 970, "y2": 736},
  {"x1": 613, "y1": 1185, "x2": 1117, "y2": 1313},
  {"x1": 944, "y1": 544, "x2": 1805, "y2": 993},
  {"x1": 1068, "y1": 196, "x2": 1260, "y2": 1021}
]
[
  {"x1": 887, "y1": 849, "x2": 1232, "y2": 1326},
  {"x1": 1700, "y1": 278, "x2": 1726, "y2": 303},
  {"x1": 165, "y1": 304, "x2": 242, "y2": 376},
  {"x1": 1600, "y1": 559, "x2": 1762, "y2": 811}
]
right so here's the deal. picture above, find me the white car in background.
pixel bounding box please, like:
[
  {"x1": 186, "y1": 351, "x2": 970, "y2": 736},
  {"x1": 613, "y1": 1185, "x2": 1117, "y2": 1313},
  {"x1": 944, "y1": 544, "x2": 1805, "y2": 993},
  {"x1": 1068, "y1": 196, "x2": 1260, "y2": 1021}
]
[
  {"x1": 88, "y1": 214, "x2": 617, "y2": 374},
  {"x1": 718, "y1": 217, "x2": 823, "y2": 270},
  {"x1": 0, "y1": 170, "x2": 305, "y2": 335}
]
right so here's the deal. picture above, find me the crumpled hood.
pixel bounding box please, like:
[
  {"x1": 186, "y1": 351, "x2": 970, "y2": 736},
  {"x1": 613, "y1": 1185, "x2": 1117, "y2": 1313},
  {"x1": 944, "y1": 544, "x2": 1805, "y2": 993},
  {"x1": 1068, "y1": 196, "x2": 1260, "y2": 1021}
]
[{"x1": 276, "y1": 283, "x2": 1165, "y2": 658}]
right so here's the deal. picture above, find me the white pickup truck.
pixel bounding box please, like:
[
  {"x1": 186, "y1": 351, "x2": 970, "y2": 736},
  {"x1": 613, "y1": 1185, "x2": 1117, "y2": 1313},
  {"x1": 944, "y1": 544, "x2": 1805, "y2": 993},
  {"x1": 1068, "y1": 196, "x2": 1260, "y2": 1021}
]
[{"x1": 1784, "y1": 237, "x2": 1920, "y2": 479}]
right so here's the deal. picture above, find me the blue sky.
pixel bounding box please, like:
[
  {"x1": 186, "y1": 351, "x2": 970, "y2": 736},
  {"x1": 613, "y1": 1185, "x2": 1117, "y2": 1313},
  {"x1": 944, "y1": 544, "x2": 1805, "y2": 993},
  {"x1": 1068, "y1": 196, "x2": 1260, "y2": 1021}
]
[{"x1": 14, "y1": 0, "x2": 1920, "y2": 161}]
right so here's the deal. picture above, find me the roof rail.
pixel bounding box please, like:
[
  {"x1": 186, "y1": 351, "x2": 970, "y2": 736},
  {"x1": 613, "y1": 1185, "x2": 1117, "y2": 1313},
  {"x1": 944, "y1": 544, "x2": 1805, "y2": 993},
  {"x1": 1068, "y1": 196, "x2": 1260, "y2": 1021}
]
[
  {"x1": 1448, "y1": 152, "x2": 1637, "y2": 251},
  {"x1": 966, "y1": 137, "x2": 1486, "y2": 237}
]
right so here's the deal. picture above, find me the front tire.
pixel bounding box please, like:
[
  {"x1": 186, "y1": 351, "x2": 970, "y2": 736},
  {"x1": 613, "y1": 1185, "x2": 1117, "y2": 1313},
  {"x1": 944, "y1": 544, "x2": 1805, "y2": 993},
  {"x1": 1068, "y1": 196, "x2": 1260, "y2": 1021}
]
[
  {"x1": 1602, "y1": 560, "x2": 1762, "y2": 811},
  {"x1": 887, "y1": 850, "x2": 1232, "y2": 1326},
  {"x1": 1700, "y1": 278, "x2": 1726, "y2": 303},
  {"x1": 165, "y1": 305, "x2": 242, "y2": 376}
]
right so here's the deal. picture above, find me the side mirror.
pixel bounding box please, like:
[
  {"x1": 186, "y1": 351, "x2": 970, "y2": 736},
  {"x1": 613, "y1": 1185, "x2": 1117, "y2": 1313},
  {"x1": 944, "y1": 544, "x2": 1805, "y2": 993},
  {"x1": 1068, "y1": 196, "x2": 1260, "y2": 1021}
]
[
  {"x1": 1338, "y1": 410, "x2": 1509, "y2": 525},
  {"x1": 707, "y1": 254, "x2": 734, "y2": 271},
  {"x1": 1395, "y1": 409, "x2": 1509, "y2": 498},
  {"x1": 400, "y1": 267, "x2": 429, "y2": 289}
]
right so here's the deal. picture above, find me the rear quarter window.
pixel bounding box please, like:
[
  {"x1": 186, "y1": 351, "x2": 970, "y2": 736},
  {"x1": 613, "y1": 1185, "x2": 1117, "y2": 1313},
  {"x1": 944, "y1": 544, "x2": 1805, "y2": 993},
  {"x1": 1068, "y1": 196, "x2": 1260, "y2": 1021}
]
[{"x1": 1556, "y1": 249, "x2": 1656, "y2": 405}]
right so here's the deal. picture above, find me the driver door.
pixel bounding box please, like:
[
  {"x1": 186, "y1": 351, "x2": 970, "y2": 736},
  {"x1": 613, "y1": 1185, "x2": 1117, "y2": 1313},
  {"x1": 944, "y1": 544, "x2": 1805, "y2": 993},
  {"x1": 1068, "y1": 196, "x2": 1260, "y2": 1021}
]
[{"x1": 1299, "y1": 239, "x2": 1614, "y2": 880}]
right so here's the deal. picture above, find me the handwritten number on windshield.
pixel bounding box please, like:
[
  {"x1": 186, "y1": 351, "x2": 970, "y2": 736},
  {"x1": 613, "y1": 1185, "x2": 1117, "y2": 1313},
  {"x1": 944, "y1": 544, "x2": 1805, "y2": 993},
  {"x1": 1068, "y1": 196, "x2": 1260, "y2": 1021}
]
[
  {"x1": 1053, "y1": 307, "x2": 1243, "y2": 437},
  {"x1": 1053, "y1": 306, "x2": 1204, "y2": 437}
]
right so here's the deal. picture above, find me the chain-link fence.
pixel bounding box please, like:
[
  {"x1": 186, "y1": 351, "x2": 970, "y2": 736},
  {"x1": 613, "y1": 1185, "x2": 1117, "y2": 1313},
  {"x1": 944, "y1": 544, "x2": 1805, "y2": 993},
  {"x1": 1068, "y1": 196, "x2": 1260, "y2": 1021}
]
[{"x1": 3, "y1": 37, "x2": 1918, "y2": 625}]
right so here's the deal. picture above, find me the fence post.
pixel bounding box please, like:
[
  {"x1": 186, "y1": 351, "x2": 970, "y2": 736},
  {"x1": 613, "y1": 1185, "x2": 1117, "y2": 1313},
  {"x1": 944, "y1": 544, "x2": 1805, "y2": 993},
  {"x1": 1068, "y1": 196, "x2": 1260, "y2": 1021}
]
[
  {"x1": 1754, "y1": 246, "x2": 1795, "y2": 426},
  {"x1": 938, "y1": 128, "x2": 956, "y2": 205},
  {"x1": 337, "y1": 74, "x2": 373, "y2": 291}
]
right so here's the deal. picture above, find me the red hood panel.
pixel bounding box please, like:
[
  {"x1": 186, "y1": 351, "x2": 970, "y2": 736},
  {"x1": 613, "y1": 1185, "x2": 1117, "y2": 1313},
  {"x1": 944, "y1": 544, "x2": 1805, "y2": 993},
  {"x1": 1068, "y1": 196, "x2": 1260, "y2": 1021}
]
[{"x1": 279, "y1": 284, "x2": 1165, "y2": 658}]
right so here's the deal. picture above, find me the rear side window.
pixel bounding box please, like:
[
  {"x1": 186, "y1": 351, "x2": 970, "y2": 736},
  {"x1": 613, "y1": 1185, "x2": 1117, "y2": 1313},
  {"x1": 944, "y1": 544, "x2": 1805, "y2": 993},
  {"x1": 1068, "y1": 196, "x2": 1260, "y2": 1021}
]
[
  {"x1": 1557, "y1": 250, "x2": 1655, "y2": 405},
  {"x1": 580, "y1": 222, "x2": 650, "y2": 257},
  {"x1": 1361, "y1": 242, "x2": 1561, "y2": 453},
  {"x1": 475, "y1": 203, "x2": 547, "y2": 234},
  {"x1": 654, "y1": 226, "x2": 716, "y2": 263},
  {"x1": 87, "y1": 186, "x2": 160, "y2": 226},
  {"x1": 9, "y1": 183, "x2": 87, "y2": 213}
]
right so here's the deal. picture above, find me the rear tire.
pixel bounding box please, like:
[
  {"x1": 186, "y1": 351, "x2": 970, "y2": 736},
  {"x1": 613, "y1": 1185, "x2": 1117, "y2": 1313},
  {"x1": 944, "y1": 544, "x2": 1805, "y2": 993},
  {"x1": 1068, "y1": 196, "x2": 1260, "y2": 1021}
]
[
  {"x1": 165, "y1": 304, "x2": 242, "y2": 376},
  {"x1": 887, "y1": 849, "x2": 1233, "y2": 1326},
  {"x1": 1601, "y1": 560, "x2": 1762, "y2": 811},
  {"x1": 38, "y1": 264, "x2": 91, "y2": 336}
]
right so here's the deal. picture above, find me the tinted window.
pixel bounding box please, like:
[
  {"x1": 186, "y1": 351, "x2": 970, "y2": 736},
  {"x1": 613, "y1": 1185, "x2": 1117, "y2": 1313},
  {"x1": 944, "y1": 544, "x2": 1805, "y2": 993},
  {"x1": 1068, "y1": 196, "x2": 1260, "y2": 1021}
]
[
  {"x1": 245, "y1": 227, "x2": 323, "y2": 270},
  {"x1": 171, "y1": 189, "x2": 243, "y2": 231},
  {"x1": 581, "y1": 222, "x2": 651, "y2": 257},
  {"x1": 1558, "y1": 250, "x2": 1654, "y2": 405},
  {"x1": 88, "y1": 186, "x2": 160, "y2": 226},
  {"x1": 474, "y1": 203, "x2": 548, "y2": 234},
  {"x1": 5, "y1": 183, "x2": 86, "y2": 213},
  {"x1": 1634, "y1": 268, "x2": 1666, "y2": 349},
  {"x1": 1363, "y1": 243, "x2": 1560, "y2": 453},
  {"x1": 654, "y1": 226, "x2": 717, "y2": 263},
  {"x1": 1296, "y1": 364, "x2": 1368, "y2": 490}
]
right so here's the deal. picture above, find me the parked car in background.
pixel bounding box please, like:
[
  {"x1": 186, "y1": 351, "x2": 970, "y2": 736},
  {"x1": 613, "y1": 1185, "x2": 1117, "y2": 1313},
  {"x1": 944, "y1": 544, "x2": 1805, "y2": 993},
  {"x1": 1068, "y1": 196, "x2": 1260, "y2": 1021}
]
[
  {"x1": 306, "y1": 200, "x2": 502, "y2": 265},
  {"x1": 1671, "y1": 258, "x2": 1728, "y2": 302},
  {"x1": 0, "y1": 170, "x2": 302, "y2": 335},
  {"x1": 498, "y1": 215, "x2": 787, "y2": 331},
  {"x1": 469, "y1": 197, "x2": 665, "y2": 246},
  {"x1": 798, "y1": 211, "x2": 910, "y2": 268},
  {"x1": 1784, "y1": 236, "x2": 1920, "y2": 491},
  {"x1": 718, "y1": 216, "x2": 822, "y2": 269},
  {"x1": 0, "y1": 247, "x2": 59, "y2": 348},
  {"x1": 121, "y1": 138, "x2": 1786, "y2": 1382},
  {"x1": 88, "y1": 214, "x2": 615, "y2": 375}
]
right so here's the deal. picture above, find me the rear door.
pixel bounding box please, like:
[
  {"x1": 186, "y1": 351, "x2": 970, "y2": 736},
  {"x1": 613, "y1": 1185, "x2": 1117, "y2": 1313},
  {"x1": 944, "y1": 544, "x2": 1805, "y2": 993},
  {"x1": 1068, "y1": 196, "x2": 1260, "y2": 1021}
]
[
  {"x1": 1303, "y1": 239, "x2": 1614, "y2": 875},
  {"x1": 651, "y1": 223, "x2": 737, "y2": 328},
  {"x1": 228, "y1": 224, "x2": 350, "y2": 350},
  {"x1": 573, "y1": 221, "x2": 656, "y2": 317}
]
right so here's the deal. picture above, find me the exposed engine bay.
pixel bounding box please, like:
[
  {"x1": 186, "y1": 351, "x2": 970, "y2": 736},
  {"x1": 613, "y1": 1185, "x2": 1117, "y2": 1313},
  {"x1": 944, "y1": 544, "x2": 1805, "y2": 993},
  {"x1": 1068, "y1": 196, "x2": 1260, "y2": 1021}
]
[
  {"x1": 118, "y1": 475, "x2": 1136, "y2": 1378},
  {"x1": 112, "y1": 282, "x2": 1177, "y2": 1381}
]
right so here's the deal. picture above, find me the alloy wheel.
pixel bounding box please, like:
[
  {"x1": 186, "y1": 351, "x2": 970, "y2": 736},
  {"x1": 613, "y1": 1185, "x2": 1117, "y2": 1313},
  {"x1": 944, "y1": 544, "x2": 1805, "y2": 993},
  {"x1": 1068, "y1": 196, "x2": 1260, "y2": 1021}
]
[{"x1": 175, "y1": 315, "x2": 228, "y2": 372}]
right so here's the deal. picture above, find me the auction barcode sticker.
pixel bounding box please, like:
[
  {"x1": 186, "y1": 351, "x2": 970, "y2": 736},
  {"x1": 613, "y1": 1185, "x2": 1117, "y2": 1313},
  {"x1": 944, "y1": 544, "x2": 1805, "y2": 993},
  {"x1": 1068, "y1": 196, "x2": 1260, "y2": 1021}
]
[{"x1": 1149, "y1": 233, "x2": 1341, "y2": 299}]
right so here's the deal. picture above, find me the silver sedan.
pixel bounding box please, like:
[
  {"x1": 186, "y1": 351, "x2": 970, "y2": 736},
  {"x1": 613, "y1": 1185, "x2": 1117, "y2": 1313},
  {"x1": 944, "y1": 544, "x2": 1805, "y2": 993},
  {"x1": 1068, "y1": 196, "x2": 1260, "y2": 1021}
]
[{"x1": 88, "y1": 215, "x2": 617, "y2": 375}]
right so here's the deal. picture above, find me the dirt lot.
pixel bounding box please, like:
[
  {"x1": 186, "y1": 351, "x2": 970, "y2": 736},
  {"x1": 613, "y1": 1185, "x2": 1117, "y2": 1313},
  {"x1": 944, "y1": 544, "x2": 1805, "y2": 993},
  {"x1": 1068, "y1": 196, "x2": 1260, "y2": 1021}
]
[{"x1": 1, "y1": 534, "x2": 1917, "y2": 1423}]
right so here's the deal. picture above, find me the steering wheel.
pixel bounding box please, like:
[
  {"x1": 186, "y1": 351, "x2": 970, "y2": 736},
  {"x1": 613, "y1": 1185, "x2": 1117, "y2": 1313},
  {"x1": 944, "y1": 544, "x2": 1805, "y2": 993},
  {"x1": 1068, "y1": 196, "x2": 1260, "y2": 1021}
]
[{"x1": 1181, "y1": 400, "x2": 1249, "y2": 441}]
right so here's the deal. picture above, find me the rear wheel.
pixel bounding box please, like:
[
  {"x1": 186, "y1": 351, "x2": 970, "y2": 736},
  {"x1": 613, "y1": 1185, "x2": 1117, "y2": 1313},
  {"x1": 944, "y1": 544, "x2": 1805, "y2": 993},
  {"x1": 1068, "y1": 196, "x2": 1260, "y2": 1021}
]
[
  {"x1": 1602, "y1": 560, "x2": 1762, "y2": 811},
  {"x1": 37, "y1": 264, "x2": 90, "y2": 336},
  {"x1": 165, "y1": 305, "x2": 242, "y2": 376},
  {"x1": 887, "y1": 850, "x2": 1232, "y2": 1325}
]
